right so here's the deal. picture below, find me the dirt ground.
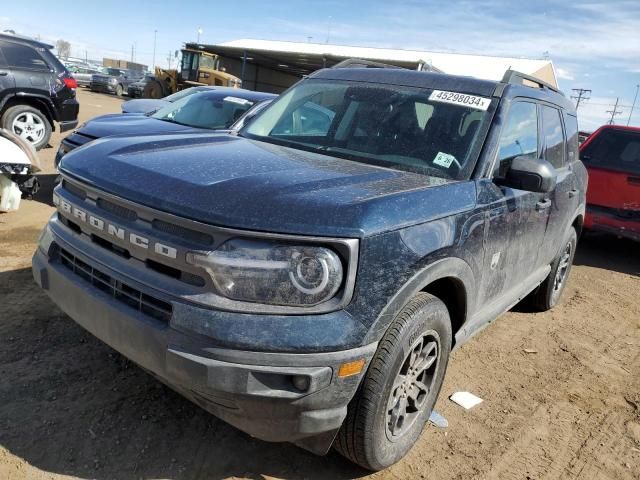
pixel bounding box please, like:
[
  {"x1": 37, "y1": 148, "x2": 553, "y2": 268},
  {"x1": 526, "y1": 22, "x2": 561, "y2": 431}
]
[{"x1": 1, "y1": 88, "x2": 639, "y2": 480}]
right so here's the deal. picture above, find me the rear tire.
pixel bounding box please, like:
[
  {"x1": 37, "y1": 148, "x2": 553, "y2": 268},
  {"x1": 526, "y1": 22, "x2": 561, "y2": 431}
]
[
  {"x1": 527, "y1": 227, "x2": 577, "y2": 311},
  {"x1": 2, "y1": 105, "x2": 52, "y2": 150},
  {"x1": 143, "y1": 79, "x2": 164, "y2": 99},
  {"x1": 334, "y1": 293, "x2": 451, "y2": 471}
]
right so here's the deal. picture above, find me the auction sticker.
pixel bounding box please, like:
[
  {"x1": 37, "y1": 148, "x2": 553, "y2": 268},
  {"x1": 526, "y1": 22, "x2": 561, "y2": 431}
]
[
  {"x1": 429, "y1": 90, "x2": 491, "y2": 110},
  {"x1": 433, "y1": 152, "x2": 456, "y2": 168}
]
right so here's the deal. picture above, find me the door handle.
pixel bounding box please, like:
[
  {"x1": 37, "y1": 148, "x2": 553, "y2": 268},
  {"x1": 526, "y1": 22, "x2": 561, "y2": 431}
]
[
  {"x1": 536, "y1": 199, "x2": 552, "y2": 211},
  {"x1": 568, "y1": 188, "x2": 579, "y2": 198}
]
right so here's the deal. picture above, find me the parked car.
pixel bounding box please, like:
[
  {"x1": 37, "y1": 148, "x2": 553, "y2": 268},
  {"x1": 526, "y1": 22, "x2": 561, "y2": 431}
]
[
  {"x1": 581, "y1": 124, "x2": 640, "y2": 241},
  {"x1": 55, "y1": 88, "x2": 275, "y2": 165},
  {"x1": 126, "y1": 74, "x2": 155, "y2": 98},
  {"x1": 121, "y1": 85, "x2": 215, "y2": 114},
  {"x1": 34, "y1": 66, "x2": 586, "y2": 471},
  {"x1": 68, "y1": 65, "x2": 102, "y2": 87},
  {"x1": 0, "y1": 33, "x2": 79, "y2": 150},
  {"x1": 90, "y1": 68, "x2": 142, "y2": 97}
]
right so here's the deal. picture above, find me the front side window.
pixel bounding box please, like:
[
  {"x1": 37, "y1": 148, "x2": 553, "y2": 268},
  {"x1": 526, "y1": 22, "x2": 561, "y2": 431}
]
[
  {"x1": 1, "y1": 42, "x2": 49, "y2": 71},
  {"x1": 494, "y1": 101, "x2": 538, "y2": 178},
  {"x1": 581, "y1": 128, "x2": 640, "y2": 175},
  {"x1": 152, "y1": 93, "x2": 255, "y2": 129},
  {"x1": 541, "y1": 105, "x2": 565, "y2": 168},
  {"x1": 243, "y1": 79, "x2": 494, "y2": 180}
]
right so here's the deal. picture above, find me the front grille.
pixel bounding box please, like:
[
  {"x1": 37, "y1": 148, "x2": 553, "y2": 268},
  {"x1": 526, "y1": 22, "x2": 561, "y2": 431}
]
[
  {"x1": 96, "y1": 198, "x2": 138, "y2": 221},
  {"x1": 152, "y1": 219, "x2": 213, "y2": 245},
  {"x1": 57, "y1": 246, "x2": 172, "y2": 323},
  {"x1": 62, "y1": 180, "x2": 87, "y2": 200}
]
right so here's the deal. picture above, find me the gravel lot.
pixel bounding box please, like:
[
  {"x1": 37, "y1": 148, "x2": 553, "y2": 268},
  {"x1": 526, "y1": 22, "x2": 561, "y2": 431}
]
[{"x1": 1, "y1": 88, "x2": 639, "y2": 480}]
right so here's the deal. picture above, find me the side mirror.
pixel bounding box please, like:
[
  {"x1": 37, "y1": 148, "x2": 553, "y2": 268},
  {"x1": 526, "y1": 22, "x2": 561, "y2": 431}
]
[{"x1": 502, "y1": 156, "x2": 556, "y2": 193}]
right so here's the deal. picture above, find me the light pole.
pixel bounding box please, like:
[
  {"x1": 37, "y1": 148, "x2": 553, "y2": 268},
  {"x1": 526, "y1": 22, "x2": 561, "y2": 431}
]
[
  {"x1": 628, "y1": 84, "x2": 639, "y2": 126},
  {"x1": 197, "y1": 27, "x2": 203, "y2": 43},
  {"x1": 152, "y1": 29, "x2": 157, "y2": 70}
]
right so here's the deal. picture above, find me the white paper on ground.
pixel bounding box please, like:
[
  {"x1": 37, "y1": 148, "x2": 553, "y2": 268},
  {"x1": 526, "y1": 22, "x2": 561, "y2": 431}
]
[{"x1": 450, "y1": 391, "x2": 483, "y2": 409}]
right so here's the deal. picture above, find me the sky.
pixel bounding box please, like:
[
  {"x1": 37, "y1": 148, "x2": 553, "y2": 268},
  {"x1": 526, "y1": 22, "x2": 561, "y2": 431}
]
[{"x1": 2, "y1": 0, "x2": 639, "y2": 131}]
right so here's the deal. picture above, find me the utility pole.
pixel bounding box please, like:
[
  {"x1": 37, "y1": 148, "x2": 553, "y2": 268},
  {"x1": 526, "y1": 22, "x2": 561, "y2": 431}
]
[
  {"x1": 152, "y1": 29, "x2": 157, "y2": 70},
  {"x1": 326, "y1": 16, "x2": 332, "y2": 44},
  {"x1": 628, "y1": 84, "x2": 639, "y2": 126},
  {"x1": 606, "y1": 97, "x2": 623, "y2": 125},
  {"x1": 571, "y1": 88, "x2": 591, "y2": 109},
  {"x1": 131, "y1": 44, "x2": 134, "y2": 63},
  {"x1": 197, "y1": 27, "x2": 203, "y2": 43}
]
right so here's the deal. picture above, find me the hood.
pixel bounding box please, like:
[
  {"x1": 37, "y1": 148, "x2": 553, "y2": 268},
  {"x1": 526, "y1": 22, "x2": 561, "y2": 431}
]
[
  {"x1": 121, "y1": 99, "x2": 169, "y2": 114},
  {"x1": 60, "y1": 134, "x2": 476, "y2": 237},
  {"x1": 92, "y1": 74, "x2": 114, "y2": 81},
  {"x1": 77, "y1": 113, "x2": 202, "y2": 139}
]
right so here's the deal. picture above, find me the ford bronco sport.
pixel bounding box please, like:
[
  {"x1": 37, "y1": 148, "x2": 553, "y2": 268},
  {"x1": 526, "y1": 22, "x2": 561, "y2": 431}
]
[{"x1": 33, "y1": 65, "x2": 586, "y2": 470}]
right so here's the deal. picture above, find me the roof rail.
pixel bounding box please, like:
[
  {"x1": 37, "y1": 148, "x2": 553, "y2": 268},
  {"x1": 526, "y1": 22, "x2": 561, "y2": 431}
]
[
  {"x1": 331, "y1": 58, "x2": 405, "y2": 70},
  {"x1": 502, "y1": 69, "x2": 561, "y2": 94}
]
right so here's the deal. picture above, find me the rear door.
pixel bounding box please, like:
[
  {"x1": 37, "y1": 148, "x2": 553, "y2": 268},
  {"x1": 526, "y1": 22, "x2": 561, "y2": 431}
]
[
  {"x1": 538, "y1": 105, "x2": 577, "y2": 263},
  {"x1": 0, "y1": 40, "x2": 54, "y2": 95},
  {"x1": 581, "y1": 127, "x2": 640, "y2": 211},
  {"x1": 0, "y1": 45, "x2": 16, "y2": 102}
]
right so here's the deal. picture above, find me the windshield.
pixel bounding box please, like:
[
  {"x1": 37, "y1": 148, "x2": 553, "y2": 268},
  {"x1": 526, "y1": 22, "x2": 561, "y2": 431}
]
[
  {"x1": 151, "y1": 93, "x2": 256, "y2": 130},
  {"x1": 104, "y1": 68, "x2": 122, "y2": 76},
  {"x1": 243, "y1": 79, "x2": 493, "y2": 179}
]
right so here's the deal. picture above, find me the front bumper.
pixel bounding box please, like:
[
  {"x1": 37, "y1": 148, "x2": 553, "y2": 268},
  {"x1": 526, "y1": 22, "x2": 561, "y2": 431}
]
[
  {"x1": 128, "y1": 86, "x2": 144, "y2": 98},
  {"x1": 90, "y1": 82, "x2": 115, "y2": 93},
  {"x1": 59, "y1": 119, "x2": 78, "y2": 133},
  {"x1": 585, "y1": 205, "x2": 640, "y2": 242},
  {"x1": 32, "y1": 224, "x2": 375, "y2": 453}
]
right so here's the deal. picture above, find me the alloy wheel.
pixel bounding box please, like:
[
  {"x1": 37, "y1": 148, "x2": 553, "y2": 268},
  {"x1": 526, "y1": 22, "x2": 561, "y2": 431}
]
[
  {"x1": 553, "y1": 241, "x2": 572, "y2": 293},
  {"x1": 12, "y1": 112, "x2": 46, "y2": 145},
  {"x1": 386, "y1": 333, "x2": 439, "y2": 440}
]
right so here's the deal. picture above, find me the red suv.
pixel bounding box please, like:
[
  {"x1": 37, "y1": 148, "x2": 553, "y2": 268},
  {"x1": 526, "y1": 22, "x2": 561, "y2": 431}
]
[{"x1": 581, "y1": 125, "x2": 640, "y2": 241}]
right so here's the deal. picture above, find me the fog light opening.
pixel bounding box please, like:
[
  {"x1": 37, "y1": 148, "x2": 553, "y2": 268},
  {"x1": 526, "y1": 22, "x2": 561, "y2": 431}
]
[{"x1": 292, "y1": 375, "x2": 311, "y2": 392}]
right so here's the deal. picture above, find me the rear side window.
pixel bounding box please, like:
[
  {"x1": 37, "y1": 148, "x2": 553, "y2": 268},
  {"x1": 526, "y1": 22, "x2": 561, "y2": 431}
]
[
  {"x1": 563, "y1": 113, "x2": 579, "y2": 163},
  {"x1": 494, "y1": 101, "x2": 538, "y2": 178},
  {"x1": 0, "y1": 42, "x2": 50, "y2": 71},
  {"x1": 581, "y1": 128, "x2": 640, "y2": 175},
  {"x1": 541, "y1": 106, "x2": 565, "y2": 168}
]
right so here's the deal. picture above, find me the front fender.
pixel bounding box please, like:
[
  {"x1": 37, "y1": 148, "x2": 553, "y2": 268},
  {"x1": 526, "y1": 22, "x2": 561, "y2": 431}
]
[{"x1": 363, "y1": 256, "x2": 475, "y2": 345}]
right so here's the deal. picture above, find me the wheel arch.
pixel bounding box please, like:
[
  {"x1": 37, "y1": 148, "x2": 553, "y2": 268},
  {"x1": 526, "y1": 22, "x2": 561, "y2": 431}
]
[
  {"x1": 1, "y1": 95, "x2": 56, "y2": 129},
  {"x1": 365, "y1": 257, "x2": 475, "y2": 349}
]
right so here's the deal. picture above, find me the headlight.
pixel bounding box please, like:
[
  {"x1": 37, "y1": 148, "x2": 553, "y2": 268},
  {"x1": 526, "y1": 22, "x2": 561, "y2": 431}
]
[
  {"x1": 186, "y1": 238, "x2": 344, "y2": 307},
  {"x1": 109, "y1": 78, "x2": 117, "y2": 84}
]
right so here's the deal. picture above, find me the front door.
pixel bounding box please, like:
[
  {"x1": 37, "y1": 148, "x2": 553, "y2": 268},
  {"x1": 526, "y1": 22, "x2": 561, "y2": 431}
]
[{"x1": 477, "y1": 100, "x2": 552, "y2": 305}]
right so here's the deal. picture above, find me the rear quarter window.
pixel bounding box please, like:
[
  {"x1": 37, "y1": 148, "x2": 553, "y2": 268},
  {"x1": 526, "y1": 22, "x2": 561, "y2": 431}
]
[{"x1": 581, "y1": 128, "x2": 640, "y2": 175}]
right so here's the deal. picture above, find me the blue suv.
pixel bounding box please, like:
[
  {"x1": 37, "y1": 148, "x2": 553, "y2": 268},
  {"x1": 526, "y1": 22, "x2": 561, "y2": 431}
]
[{"x1": 33, "y1": 65, "x2": 586, "y2": 471}]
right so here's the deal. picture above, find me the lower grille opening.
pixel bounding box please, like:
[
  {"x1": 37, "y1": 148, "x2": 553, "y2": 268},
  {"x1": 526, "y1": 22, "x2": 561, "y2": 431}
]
[
  {"x1": 57, "y1": 246, "x2": 172, "y2": 323},
  {"x1": 91, "y1": 234, "x2": 131, "y2": 259},
  {"x1": 147, "y1": 258, "x2": 206, "y2": 287}
]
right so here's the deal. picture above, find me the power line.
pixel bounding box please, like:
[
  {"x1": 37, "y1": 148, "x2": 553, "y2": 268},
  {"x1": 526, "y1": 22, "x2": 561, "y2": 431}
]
[
  {"x1": 571, "y1": 88, "x2": 591, "y2": 109},
  {"x1": 606, "y1": 97, "x2": 623, "y2": 125},
  {"x1": 628, "y1": 84, "x2": 639, "y2": 126}
]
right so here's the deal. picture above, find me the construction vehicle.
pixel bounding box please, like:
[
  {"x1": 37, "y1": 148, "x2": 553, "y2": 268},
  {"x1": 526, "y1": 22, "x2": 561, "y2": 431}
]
[{"x1": 143, "y1": 47, "x2": 241, "y2": 99}]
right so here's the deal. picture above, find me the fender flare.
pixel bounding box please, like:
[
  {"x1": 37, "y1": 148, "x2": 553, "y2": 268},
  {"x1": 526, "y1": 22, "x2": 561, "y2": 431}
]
[
  {"x1": 364, "y1": 256, "x2": 476, "y2": 345},
  {"x1": 8, "y1": 92, "x2": 57, "y2": 122}
]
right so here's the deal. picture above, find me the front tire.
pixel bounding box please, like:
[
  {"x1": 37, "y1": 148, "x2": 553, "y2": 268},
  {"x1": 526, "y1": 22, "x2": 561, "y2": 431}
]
[
  {"x1": 528, "y1": 227, "x2": 577, "y2": 311},
  {"x1": 334, "y1": 293, "x2": 452, "y2": 471},
  {"x1": 2, "y1": 105, "x2": 52, "y2": 150},
  {"x1": 115, "y1": 84, "x2": 123, "y2": 97}
]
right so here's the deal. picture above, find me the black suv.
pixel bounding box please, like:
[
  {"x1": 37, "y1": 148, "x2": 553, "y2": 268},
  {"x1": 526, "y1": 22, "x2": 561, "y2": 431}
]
[
  {"x1": 0, "y1": 33, "x2": 79, "y2": 150},
  {"x1": 90, "y1": 68, "x2": 142, "y2": 97},
  {"x1": 33, "y1": 66, "x2": 586, "y2": 471}
]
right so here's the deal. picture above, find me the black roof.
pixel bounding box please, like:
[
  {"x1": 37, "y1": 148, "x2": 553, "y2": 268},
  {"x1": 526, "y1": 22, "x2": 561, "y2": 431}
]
[
  {"x1": 310, "y1": 67, "x2": 574, "y2": 112},
  {"x1": 311, "y1": 68, "x2": 499, "y2": 97},
  {"x1": 0, "y1": 32, "x2": 53, "y2": 49}
]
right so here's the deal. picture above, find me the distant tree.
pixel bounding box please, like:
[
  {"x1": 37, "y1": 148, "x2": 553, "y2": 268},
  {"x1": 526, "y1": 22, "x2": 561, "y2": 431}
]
[{"x1": 56, "y1": 39, "x2": 71, "y2": 60}]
